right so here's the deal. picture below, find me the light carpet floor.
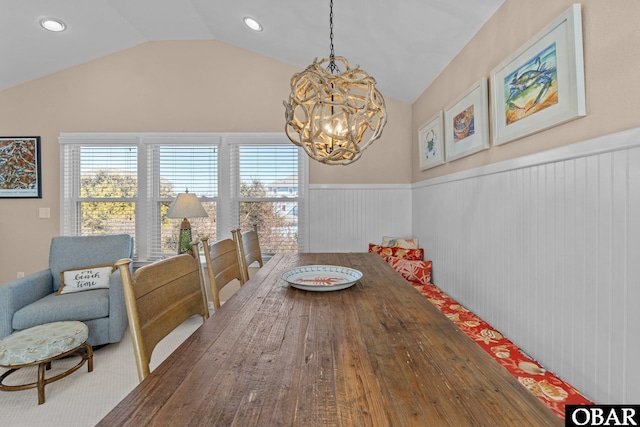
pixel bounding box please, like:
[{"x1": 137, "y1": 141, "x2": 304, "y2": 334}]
[{"x1": 0, "y1": 316, "x2": 203, "y2": 427}]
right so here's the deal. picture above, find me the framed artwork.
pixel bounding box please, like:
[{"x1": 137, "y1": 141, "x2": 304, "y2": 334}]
[
  {"x1": 0, "y1": 136, "x2": 42, "y2": 198},
  {"x1": 490, "y1": 4, "x2": 585, "y2": 146},
  {"x1": 444, "y1": 78, "x2": 490, "y2": 162},
  {"x1": 418, "y1": 111, "x2": 444, "y2": 170}
]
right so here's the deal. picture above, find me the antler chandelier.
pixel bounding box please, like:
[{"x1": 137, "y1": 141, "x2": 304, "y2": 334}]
[{"x1": 284, "y1": 0, "x2": 387, "y2": 165}]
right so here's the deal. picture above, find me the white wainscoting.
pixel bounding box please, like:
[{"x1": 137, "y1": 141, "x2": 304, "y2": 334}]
[
  {"x1": 413, "y1": 128, "x2": 640, "y2": 404},
  {"x1": 308, "y1": 184, "x2": 412, "y2": 253}
]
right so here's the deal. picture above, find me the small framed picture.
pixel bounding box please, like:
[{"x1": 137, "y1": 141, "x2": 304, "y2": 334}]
[
  {"x1": 418, "y1": 111, "x2": 445, "y2": 170},
  {"x1": 444, "y1": 78, "x2": 490, "y2": 162},
  {"x1": 0, "y1": 136, "x2": 42, "y2": 198}
]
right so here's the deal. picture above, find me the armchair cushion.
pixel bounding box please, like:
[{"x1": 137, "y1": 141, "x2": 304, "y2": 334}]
[{"x1": 12, "y1": 289, "x2": 109, "y2": 330}]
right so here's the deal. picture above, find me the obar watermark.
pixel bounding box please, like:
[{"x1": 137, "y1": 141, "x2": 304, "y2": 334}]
[{"x1": 566, "y1": 405, "x2": 639, "y2": 426}]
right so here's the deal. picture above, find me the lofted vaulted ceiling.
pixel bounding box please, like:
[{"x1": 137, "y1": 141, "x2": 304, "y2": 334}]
[{"x1": 0, "y1": 0, "x2": 503, "y2": 104}]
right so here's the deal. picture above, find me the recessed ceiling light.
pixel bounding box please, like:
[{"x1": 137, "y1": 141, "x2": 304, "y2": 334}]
[
  {"x1": 40, "y1": 18, "x2": 66, "y2": 32},
  {"x1": 243, "y1": 17, "x2": 262, "y2": 32}
]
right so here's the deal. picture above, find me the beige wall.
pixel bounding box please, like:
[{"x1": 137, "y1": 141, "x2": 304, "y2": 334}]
[
  {"x1": 412, "y1": 0, "x2": 640, "y2": 181},
  {"x1": 0, "y1": 40, "x2": 410, "y2": 284}
]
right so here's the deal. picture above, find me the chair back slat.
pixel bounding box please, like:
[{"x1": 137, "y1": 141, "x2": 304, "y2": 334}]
[
  {"x1": 116, "y1": 248, "x2": 208, "y2": 382},
  {"x1": 232, "y1": 228, "x2": 264, "y2": 283},
  {"x1": 201, "y1": 237, "x2": 244, "y2": 309}
]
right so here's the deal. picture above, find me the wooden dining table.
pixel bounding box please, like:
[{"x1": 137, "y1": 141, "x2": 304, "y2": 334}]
[{"x1": 98, "y1": 253, "x2": 561, "y2": 426}]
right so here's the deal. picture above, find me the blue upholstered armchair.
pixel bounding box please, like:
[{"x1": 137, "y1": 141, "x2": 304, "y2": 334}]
[{"x1": 0, "y1": 234, "x2": 134, "y2": 346}]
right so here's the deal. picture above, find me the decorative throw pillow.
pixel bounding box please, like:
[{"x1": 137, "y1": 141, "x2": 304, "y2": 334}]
[
  {"x1": 368, "y1": 243, "x2": 424, "y2": 261},
  {"x1": 386, "y1": 256, "x2": 432, "y2": 285},
  {"x1": 381, "y1": 236, "x2": 419, "y2": 249},
  {"x1": 57, "y1": 264, "x2": 115, "y2": 295}
]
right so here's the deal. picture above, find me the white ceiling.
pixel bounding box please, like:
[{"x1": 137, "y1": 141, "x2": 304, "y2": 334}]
[{"x1": 0, "y1": 0, "x2": 503, "y2": 104}]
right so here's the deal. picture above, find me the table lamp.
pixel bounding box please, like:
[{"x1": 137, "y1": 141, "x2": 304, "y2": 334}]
[{"x1": 166, "y1": 189, "x2": 208, "y2": 254}]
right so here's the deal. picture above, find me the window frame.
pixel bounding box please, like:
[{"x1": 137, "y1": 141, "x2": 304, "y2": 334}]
[
  {"x1": 229, "y1": 136, "x2": 306, "y2": 258},
  {"x1": 144, "y1": 136, "x2": 221, "y2": 260},
  {"x1": 59, "y1": 132, "x2": 309, "y2": 265}
]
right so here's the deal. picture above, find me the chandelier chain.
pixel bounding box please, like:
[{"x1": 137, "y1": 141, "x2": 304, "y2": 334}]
[
  {"x1": 283, "y1": 0, "x2": 387, "y2": 165},
  {"x1": 327, "y1": 0, "x2": 340, "y2": 74}
]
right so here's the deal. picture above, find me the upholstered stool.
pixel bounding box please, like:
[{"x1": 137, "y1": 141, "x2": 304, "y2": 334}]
[{"x1": 0, "y1": 321, "x2": 93, "y2": 404}]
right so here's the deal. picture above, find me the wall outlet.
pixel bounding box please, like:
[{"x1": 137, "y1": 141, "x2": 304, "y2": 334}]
[
  {"x1": 208, "y1": 301, "x2": 215, "y2": 312},
  {"x1": 39, "y1": 207, "x2": 51, "y2": 218},
  {"x1": 17, "y1": 272, "x2": 25, "y2": 278}
]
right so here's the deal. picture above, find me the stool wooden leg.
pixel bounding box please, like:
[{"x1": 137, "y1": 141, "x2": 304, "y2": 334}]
[
  {"x1": 37, "y1": 363, "x2": 46, "y2": 405},
  {"x1": 83, "y1": 342, "x2": 94, "y2": 372}
]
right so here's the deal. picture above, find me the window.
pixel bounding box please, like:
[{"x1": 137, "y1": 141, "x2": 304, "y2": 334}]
[
  {"x1": 60, "y1": 133, "x2": 308, "y2": 263},
  {"x1": 148, "y1": 143, "x2": 218, "y2": 258},
  {"x1": 60, "y1": 138, "x2": 138, "y2": 243},
  {"x1": 232, "y1": 144, "x2": 302, "y2": 254}
]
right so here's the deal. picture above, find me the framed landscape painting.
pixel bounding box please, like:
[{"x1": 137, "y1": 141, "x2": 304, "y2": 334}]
[
  {"x1": 444, "y1": 78, "x2": 490, "y2": 162},
  {"x1": 490, "y1": 4, "x2": 585, "y2": 146},
  {"x1": 0, "y1": 136, "x2": 42, "y2": 198},
  {"x1": 418, "y1": 111, "x2": 444, "y2": 170}
]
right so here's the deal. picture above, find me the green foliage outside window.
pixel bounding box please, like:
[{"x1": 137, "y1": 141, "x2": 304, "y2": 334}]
[{"x1": 79, "y1": 173, "x2": 297, "y2": 254}]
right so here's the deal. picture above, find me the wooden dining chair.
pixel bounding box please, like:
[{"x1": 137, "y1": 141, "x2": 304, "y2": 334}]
[
  {"x1": 115, "y1": 245, "x2": 209, "y2": 382},
  {"x1": 201, "y1": 236, "x2": 245, "y2": 309},
  {"x1": 231, "y1": 227, "x2": 264, "y2": 283}
]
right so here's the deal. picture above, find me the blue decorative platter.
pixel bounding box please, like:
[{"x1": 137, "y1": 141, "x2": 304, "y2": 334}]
[{"x1": 281, "y1": 265, "x2": 363, "y2": 292}]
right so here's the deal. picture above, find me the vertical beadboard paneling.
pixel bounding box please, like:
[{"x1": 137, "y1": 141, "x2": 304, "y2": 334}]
[
  {"x1": 412, "y1": 128, "x2": 640, "y2": 404},
  {"x1": 572, "y1": 156, "x2": 588, "y2": 387},
  {"x1": 308, "y1": 185, "x2": 412, "y2": 253},
  {"x1": 610, "y1": 151, "x2": 626, "y2": 399},
  {"x1": 626, "y1": 147, "x2": 640, "y2": 403},
  {"x1": 583, "y1": 153, "x2": 600, "y2": 398}
]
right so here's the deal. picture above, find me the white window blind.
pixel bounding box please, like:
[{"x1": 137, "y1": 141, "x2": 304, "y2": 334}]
[
  {"x1": 147, "y1": 144, "x2": 218, "y2": 258},
  {"x1": 60, "y1": 133, "x2": 308, "y2": 263},
  {"x1": 231, "y1": 143, "x2": 305, "y2": 254},
  {"x1": 60, "y1": 139, "x2": 138, "y2": 257}
]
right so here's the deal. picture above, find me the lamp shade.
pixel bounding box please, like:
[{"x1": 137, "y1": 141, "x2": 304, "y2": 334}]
[{"x1": 166, "y1": 192, "x2": 208, "y2": 219}]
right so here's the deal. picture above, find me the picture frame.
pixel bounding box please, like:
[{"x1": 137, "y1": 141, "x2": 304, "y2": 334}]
[
  {"x1": 418, "y1": 111, "x2": 445, "y2": 170},
  {"x1": 490, "y1": 4, "x2": 585, "y2": 146},
  {"x1": 444, "y1": 78, "x2": 490, "y2": 162},
  {"x1": 0, "y1": 136, "x2": 42, "y2": 198}
]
